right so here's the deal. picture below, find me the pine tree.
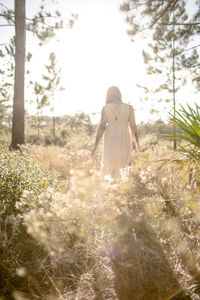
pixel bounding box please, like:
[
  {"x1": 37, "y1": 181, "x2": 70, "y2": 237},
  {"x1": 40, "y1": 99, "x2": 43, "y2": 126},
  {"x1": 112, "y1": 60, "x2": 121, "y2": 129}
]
[
  {"x1": 43, "y1": 52, "x2": 65, "y2": 143},
  {"x1": 33, "y1": 82, "x2": 49, "y2": 141},
  {"x1": 10, "y1": 0, "x2": 26, "y2": 149},
  {"x1": 121, "y1": 0, "x2": 200, "y2": 111},
  {"x1": 0, "y1": 1, "x2": 77, "y2": 149},
  {"x1": 121, "y1": 0, "x2": 200, "y2": 148}
]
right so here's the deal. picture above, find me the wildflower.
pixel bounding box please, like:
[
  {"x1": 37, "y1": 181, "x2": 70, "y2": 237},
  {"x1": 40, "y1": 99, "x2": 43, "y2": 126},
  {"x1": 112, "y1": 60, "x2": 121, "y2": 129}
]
[
  {"x1": 161, "y1": 177, "x2": 167, "y2": 185},
  {"x1": 16, "y1": 268, "x2": 26, "y2": 277}
]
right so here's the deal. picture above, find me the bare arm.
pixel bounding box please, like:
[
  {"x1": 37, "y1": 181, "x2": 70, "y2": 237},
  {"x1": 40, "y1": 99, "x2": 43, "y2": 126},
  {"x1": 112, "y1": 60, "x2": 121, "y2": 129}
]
[
  {"x1": 92, "y1": 107, "x2": 107, "y2": 156},
  {"x1": 128, "y1": 105, "x2": 140, "y2": 152}
]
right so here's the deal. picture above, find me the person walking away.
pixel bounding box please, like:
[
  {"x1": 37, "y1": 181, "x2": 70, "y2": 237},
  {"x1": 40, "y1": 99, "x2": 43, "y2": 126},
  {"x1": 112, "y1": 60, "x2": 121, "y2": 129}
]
[{"x1": 92, "y1": 86, "x2": 140, "y2": 180}]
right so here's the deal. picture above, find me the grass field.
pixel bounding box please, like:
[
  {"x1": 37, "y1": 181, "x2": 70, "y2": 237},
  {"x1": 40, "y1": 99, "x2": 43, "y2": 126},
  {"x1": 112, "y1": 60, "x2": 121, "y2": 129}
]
[{"x1": 1, "y1": 126, "x2": 200, "y2": 299}]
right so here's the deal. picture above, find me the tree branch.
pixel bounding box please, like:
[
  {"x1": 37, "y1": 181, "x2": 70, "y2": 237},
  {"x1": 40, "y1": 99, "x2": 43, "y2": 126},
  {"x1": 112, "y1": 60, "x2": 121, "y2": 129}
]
[
  {"x1": 26, "y1": 15, "x2": 62, "y2": 21},
  {"x1": 0, "y1": 24, "x2": 14, "y2": 27},
  {"x1": 0, "y1": 3, "x2": 10, "y2": 10},
  {"x1": 193, "y1": 76, "x2": 200, "y2": 82},
  {"x1": 122, "y1": 0, "x2": 168, "y2": 12},
  {"x1": 176, "y1": 44, "x2": 200, "y2": 56},
  {"x1": 150, "y1": 0, "x2": 178, "y2": 28},
  {"x1": 159, "y1": 22, "x2": 200, "y2": 25}
]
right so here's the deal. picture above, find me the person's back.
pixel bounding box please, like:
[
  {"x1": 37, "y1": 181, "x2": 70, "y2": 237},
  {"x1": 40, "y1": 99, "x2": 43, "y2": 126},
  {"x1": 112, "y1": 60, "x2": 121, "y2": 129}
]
[
  {"x1": 102, "y1": 102, "x2": 132, "y2": 179},
  {"x1": 91, "y1": 86, "x2": 140, "y2": 180},
  {"x1": 104, "y1": 102, "x2": 129, "y2": 125}
]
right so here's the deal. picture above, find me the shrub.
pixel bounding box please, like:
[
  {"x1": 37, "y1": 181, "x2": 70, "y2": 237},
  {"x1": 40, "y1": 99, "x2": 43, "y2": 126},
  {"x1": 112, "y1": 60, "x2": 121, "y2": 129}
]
[{"x1": 0, "y1": 146, "x2": 56, "y2": 215}]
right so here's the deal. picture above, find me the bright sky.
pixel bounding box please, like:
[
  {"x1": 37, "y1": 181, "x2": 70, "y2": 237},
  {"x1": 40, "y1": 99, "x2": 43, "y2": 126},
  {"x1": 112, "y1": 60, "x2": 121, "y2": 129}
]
[
  {"x1": 26, "y1": 0, "x2": 148, "y2": 123},
  {"x1": 0, "y1": 0, "x2": 199, "y2": 123}
]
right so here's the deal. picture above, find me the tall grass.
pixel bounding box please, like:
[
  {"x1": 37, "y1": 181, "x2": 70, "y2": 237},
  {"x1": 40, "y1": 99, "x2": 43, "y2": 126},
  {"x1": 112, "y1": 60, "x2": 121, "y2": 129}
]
[{"x1": 1, "y1": 117, "x2": 200, "y2": 299}]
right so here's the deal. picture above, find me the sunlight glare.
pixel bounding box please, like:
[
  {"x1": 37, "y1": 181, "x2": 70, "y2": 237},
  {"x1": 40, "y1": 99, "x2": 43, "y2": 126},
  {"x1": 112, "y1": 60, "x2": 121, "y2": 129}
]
[{"x1": 35, "y1": 0, "x2": 146, "y2": 121}]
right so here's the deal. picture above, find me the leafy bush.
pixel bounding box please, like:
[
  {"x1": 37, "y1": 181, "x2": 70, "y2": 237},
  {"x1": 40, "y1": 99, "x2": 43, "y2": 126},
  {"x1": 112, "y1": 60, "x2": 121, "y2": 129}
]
[{"x1": 0, "y1": 146, "x2": 55, "y2": 215}]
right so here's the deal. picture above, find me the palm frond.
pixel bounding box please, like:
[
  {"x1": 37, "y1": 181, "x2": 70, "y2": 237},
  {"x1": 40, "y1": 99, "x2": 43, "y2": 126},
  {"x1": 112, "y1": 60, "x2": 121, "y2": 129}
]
[
  {"x1": 160, "y1": 103, "x2": 200, "y2": 189},
  {"x1": 166, "y1": 103, "x2": 200, "y2": 148}
]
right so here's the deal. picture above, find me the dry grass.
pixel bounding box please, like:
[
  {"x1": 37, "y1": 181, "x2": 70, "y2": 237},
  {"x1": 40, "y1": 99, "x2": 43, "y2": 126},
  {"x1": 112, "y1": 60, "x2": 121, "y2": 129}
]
[{"x1": 2, "y1": 138, "x2": 200, "y2": 299}]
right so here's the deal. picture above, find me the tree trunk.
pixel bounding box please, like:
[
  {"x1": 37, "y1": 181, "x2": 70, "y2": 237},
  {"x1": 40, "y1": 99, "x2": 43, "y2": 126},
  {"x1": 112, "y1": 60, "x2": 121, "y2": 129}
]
[
  {"x1": 53, "y1": 115, "x2": 56, "y2": 142},
  {"x1": 37, "y1": 112, "x2": 40, "y2": 141},
  {"x1": 10, "y1": 0, "x2": 26, "y2": 149}
]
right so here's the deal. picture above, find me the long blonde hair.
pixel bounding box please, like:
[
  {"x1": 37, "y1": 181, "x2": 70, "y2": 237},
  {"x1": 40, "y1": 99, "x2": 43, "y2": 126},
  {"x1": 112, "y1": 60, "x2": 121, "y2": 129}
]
[{"x1": 106, "y1": 86, "x2": 122, "y2": 105}]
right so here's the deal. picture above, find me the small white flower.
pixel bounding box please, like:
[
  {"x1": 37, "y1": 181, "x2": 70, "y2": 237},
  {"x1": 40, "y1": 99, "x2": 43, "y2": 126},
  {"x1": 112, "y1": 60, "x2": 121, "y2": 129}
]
[
  {"x1": 161, "y1": 177, "x2": 167, "y2": 184},
  {"x1": 16, "y1": 267, "x2": 26, "y2": 277}
]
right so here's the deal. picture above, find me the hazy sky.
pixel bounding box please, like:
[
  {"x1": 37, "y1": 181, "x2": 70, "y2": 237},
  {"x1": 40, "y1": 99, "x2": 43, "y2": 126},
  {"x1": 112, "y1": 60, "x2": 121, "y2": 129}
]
[
  {"x1": 27, "y1": 0, "x2": 148, "y2": 122},
  {"x1": 0, "y1": 0, "x2": 199, "y2": 123}
]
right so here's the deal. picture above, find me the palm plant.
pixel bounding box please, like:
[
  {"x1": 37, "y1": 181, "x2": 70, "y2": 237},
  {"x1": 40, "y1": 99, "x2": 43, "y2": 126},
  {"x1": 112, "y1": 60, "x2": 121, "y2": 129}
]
[{"x1": 160, "y1": 103, "x2": 200, "y2": 189}]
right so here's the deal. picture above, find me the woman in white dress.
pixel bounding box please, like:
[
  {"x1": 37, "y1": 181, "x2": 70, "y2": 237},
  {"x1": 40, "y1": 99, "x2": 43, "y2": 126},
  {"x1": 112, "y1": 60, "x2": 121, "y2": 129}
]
[{"x1": 92, "y1": 86, "x2": 140, "y2": 179}]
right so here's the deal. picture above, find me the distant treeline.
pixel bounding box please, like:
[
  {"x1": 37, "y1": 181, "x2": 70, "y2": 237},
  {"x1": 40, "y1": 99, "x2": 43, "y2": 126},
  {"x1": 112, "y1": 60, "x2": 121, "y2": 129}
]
[{"x1": 0, "y1": 112, "x2": 173, "y2": 148}]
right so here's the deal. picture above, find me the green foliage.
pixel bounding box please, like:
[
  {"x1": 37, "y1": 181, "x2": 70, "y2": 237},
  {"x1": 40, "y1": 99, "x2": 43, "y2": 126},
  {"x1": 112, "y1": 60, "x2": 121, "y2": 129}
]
[
  {"x1": 168, "y1": 103, "x2": 200, "y2": 148},
  {"x1": 0, "y1": 146, "x2": 55, "y2": 215},
  {"x1": 161, "y1": 103, "x2": 200, "y2": 188}
]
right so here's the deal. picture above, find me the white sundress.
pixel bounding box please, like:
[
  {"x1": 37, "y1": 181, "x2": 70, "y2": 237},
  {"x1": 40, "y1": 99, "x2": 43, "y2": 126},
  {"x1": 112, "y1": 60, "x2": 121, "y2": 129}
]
[{"x1": 101, "y1": 102, "x2": 133, "y2": 179}]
